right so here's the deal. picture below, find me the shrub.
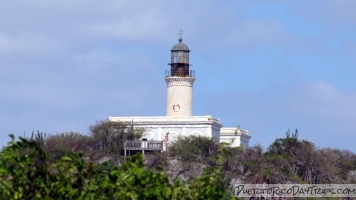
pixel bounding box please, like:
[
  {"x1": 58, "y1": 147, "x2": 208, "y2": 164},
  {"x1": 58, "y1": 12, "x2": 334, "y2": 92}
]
[
  {"x1": 89, "y1": 120, "x2": 144, "y2": 156},
  {"x1": 169, "y1": 135, "x2": 219, "y2": 163},
  {"x1": 0, "y1": 135, "x2": 232, "y2": 200}
]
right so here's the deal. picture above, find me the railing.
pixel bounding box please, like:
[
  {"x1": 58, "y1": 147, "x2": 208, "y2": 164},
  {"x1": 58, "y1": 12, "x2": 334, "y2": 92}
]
[
  {"x1": 165, "y1": 70, "x2": 195, "y2": 78},
  {"x1": 124, "y1": 140, "x2": 163, "y2": 150}
]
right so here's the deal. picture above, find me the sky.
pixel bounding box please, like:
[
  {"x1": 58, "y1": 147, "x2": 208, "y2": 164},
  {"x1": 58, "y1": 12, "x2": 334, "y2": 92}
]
[{"x1": 1, "y1": 1, "x2": 356, "y2": 152}]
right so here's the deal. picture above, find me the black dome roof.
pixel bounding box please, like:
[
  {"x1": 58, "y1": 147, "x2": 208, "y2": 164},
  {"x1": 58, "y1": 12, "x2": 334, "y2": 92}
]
[{"x1": 171, "y1": 38, "x2": 190, "y2": 52}]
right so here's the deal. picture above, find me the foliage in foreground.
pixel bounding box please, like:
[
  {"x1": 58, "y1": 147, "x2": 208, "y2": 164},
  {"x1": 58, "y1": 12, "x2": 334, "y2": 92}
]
[
  {"x1": 169, "y1": 135, "x2": 219, "y2": 163},
  {"x1": 168, "y1": 131, "x2": 356, "y2": 186},
  {"x1": 0, "y1": 135, "x2": 233, "y2": 200},
  {"x1": 26, "y1": 120, "x2": 144, "y2": 162}
]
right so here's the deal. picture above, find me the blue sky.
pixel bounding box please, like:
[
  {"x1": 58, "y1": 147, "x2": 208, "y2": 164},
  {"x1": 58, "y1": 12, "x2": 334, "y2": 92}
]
[{"x1": 1, "y1": 1, "x2": 355, "y2": 152}]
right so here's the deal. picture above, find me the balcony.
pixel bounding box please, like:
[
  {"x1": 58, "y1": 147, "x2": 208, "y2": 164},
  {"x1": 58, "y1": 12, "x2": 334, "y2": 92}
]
[
  {"x1": 124, "y1": 139, "x2": 163, "y2": 156},
  {"x1": 165, "y1": 70, "x2": 195, "y2": 78}
]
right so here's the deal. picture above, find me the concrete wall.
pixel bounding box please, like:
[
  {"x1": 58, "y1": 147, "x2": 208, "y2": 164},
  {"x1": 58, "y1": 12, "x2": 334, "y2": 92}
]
[
  {"x1": 108, "y1": 116, "x2": 250, "y2": 149},
  {"x1": 165, "y1": 77, "x2": 195, "y2": 117}
]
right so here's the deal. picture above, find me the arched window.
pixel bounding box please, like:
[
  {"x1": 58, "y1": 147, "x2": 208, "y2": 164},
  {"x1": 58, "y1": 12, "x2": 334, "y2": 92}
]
[
  {"x1": 190, "y1": 131, "x2": 202, "y2": 136},
  {"x1": 142, "y1": 132, "x2": 153, "y2": 140}
]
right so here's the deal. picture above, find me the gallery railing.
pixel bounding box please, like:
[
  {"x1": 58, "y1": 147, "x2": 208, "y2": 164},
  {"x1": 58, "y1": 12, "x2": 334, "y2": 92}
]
[
  {"x1": 165, "y1": 70, "x2": 195, "y2": 78},
  {"x1": 124, "y1": 140, "x2": 163, "y2": 151}
]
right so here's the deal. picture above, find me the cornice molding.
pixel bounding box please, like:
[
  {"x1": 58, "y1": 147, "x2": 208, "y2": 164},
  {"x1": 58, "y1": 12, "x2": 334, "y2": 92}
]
[{"x1": 164, "y1": 77, "x2": 195, "y2": 86}]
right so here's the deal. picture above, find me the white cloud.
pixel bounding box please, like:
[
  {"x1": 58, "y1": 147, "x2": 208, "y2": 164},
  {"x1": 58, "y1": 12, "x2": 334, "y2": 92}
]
[
  {"x1": 224, "y1": 20, "x2": 310, "y2": 50},
  {"x1": 0, "y1": 33, "x2": 67, "y2": 56},
  {"x1": 298, "y1": 0, "x2": 356, "y2": 25},
  {"x1": 204, "y1": 80, "x2": 356, "y2": 151},
  {"x1": 282, "y1": 81, "x2": 356, "y2": 132},
  {"x1": 87, "y1": 8, "x2": 167, "y2": 41}
]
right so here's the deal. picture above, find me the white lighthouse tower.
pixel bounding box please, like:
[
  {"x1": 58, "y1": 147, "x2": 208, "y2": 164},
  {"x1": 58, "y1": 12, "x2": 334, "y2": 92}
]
[{"x1": 165, "y1": 33, "x2": 195, "y2": 116}]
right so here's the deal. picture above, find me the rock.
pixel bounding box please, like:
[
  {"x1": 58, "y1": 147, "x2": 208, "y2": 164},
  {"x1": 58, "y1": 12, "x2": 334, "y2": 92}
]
[
  {"x1": 347, "y1": 170, "x2": 356, "y2": 181},
  {"x1": 98, "y1": 156, "x2": 111, "y2": 164}
]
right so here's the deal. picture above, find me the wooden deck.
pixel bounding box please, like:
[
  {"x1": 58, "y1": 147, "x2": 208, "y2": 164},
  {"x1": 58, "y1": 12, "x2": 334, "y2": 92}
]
[{"x1": 123, "y1": 140, "x2": 163, "y2": 156}]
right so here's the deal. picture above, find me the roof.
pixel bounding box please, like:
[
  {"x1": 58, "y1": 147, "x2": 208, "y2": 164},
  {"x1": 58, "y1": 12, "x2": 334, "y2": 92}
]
[{"x1": 171, "y1": 38, "x2": 190, "y2": 52}]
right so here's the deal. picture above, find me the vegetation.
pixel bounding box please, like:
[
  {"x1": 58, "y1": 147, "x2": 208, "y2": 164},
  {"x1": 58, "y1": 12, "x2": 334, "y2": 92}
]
[
  {"x1": 1, "y1": 122, "x2": 355, "y2": 199},
  {"x1": 264, "y1": 129, "x2": 356, "y2": 184},
  {"x1": 167, "y1": 129, "x2": 356, "y2": 186},
  {"x1": 169, "y1": 135, "x2": 219, "y2": 163},
  {"x1": 26, "y1": 120, "x2": 144, "y2": 163},
  {"x1": 0, "y1": 135, "x2": 229, "y2": 199},
  {"x1": 89, "y1": 120, "x2": 144, "y2": 156}
]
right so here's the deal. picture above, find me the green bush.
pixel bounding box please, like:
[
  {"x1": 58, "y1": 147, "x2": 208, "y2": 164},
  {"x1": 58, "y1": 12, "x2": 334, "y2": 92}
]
[
  {"x1": 168, "y1": 135, "x2": 218, "y2": 163},
  {"x1": 0, "y1": 135, "x2": 233, "y2": 200},
  {"x1": 89, "y1": 120, "x2": 144, "y2": 156}
]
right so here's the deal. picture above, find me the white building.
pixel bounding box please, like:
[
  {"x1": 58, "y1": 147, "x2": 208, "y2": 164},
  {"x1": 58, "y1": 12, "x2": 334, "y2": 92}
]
[{"x1": 108, "y1": 35, "x2": 250, "y2": 149}]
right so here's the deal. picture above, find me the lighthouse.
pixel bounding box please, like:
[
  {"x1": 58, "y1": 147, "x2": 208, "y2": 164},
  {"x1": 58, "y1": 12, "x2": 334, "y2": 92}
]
[
  {"x1": 109, "y1": 32, "x2": 250, "y2": 150},
  {"x1": 165, "y1": 32, "x2": 195, "y2": 117}
]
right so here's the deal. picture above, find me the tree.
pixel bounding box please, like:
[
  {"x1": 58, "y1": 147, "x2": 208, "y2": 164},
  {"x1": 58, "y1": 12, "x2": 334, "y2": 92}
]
[
  {"x1": 0, "y1": 135, "x2": 231, "y2": 199},
  {"x1": 42, "y1": 131, "x2": 93, "y2": 162},
  {"x1": 89, "y1": 120, "x2": 144, "y2": 156},
  {"x1": 168, "y1": 135, "x2": 219, "y2": 163},
  {"x1": 264, "y1": 129, "x2": 356, "y2": 184}
]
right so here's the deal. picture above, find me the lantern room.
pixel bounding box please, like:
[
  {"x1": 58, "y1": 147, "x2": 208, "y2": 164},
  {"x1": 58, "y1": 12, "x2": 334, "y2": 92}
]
[{"x1": 168, "y1": 37, "x2": 192, "y2": 77}]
